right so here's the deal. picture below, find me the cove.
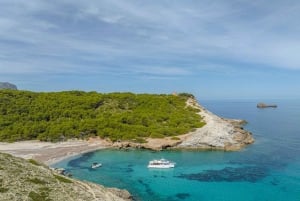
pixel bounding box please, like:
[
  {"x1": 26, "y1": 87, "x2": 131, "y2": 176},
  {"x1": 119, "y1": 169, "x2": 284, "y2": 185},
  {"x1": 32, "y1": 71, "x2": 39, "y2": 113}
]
[{"x1": 53, "y1": 100, "x2": 300, "y2": 201}]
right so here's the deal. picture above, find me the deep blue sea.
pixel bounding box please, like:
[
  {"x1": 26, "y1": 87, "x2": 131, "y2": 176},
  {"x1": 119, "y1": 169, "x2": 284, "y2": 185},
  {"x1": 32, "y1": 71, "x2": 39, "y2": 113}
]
[{"x1": 53, "y1": 100, "x2": 300, "y2": 201}]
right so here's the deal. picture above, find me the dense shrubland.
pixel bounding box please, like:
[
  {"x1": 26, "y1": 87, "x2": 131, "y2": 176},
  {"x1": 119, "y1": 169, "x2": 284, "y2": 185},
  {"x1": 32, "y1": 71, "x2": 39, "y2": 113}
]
[{"x1": 0, "y1": 90, "x2": 205, "y2": 142}]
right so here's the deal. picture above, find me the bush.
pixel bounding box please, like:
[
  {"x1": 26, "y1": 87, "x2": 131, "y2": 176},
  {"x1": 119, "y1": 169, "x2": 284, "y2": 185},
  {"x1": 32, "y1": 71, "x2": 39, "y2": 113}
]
[
  {"x1": 149, "y1": 133, "x2": 165, "y2": 138},
  {"x1": 28, "y1": 191, "x2": 51, "y2": 201},
  {"x1": 28, "y1": 159, "x2": 42, "y2": 166},
  {"x1": 0, "y1": 187, "x2": 9, "y2": 193},
  {"x1": 27, "y1": 178, "x2": 47, "y2": 185},
  {"x1": 54, "y1": 175, "x2": 72, "y2": 183}
]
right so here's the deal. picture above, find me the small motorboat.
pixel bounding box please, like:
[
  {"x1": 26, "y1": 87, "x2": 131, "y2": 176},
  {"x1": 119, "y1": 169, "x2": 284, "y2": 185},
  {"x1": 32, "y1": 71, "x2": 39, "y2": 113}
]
[{"x1": 91, "y1": 162, "x2": 102, "y2": 169}]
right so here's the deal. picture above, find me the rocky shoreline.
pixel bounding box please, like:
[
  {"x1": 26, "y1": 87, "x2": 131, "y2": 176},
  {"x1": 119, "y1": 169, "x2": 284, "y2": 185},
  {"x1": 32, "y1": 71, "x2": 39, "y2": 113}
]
[
  {"x1": 111, "y1": 98, "x2": 254, "y2": 151},
  {"x1": 176, "y1": 98, "x2": 254, "y2": 150}
]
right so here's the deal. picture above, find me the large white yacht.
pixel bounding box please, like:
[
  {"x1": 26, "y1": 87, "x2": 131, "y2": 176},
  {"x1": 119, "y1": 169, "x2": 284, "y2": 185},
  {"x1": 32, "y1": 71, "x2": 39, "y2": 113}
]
[{"x1": 147, "y1": 158, "x2": 175, "y2": 168}]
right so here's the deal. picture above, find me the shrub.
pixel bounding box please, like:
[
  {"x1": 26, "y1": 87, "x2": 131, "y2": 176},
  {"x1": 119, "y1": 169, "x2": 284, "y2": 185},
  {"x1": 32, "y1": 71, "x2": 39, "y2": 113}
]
[
  {"x1": 54, "y1": 175, "x2": 72, "y2": 183},
  {"x1": 0, "y1": 187, "x2": 9, "y2": 193},
  {"x1": 27, "y1": 178, "x2": 47, "y2": 185},
  {"x1": 28, "y1": 159, "x2": 42, "y2": 166},
  {"x1": 171, "y1": 136, "x2": 180, "y2": 140}
]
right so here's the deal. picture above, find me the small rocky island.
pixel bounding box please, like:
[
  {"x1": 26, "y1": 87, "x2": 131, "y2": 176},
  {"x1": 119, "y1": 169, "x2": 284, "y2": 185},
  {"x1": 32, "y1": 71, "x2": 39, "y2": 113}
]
[{"x1": 257, "y1": 103, "x2": 277, "y2": 108}]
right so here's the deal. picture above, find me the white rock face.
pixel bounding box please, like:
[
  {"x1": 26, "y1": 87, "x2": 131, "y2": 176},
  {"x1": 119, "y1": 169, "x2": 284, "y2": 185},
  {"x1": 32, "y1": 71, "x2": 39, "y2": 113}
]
[{"x1": 177, "y1": 98, "x2": 254, "y2": 150}]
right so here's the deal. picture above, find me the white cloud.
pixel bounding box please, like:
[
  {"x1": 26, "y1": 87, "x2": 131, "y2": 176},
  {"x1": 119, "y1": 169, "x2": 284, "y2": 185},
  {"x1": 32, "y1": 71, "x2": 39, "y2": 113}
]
[
  {"x1": 0, "y1": 0, "x2": 300, "y2": 80},
  {"x1": 131, "y1": 66, "x2": 191, "y2": 76}
]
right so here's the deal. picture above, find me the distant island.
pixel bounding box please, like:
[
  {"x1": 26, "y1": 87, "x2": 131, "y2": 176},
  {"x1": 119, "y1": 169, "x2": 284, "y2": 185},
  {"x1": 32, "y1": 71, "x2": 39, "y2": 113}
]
[
  {"x1": 0, "y1": 82, "x2": 17, "y2": 90},
  {"x1": 257, "y1": 103, "x2": 277, "y2": 108}
]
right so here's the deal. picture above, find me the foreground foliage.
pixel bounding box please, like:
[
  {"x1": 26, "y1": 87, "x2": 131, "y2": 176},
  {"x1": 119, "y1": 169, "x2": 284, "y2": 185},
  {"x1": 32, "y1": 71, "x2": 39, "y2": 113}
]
[
  {"x1": 0, "y1": 90, "x2": 205, "y2": 142},
  {"x1": 0, "y1": 152, "x2": 131, "y2": 201}
]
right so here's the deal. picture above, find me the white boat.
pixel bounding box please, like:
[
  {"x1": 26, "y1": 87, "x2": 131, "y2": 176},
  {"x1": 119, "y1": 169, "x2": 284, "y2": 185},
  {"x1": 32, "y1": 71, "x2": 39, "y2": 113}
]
[
  {"x1": 147, "y1": 158, "x2": 175, "y2": 168},
  {"x1": 91, "y1": 162, "x2": 102, "y2": 169}
]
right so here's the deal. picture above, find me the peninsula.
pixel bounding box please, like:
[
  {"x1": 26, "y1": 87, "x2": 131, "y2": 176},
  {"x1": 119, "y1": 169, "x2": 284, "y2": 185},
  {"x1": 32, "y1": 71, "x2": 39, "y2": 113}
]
[{"x1": 0, "y1": 90, "x2": 254, "y2": 157}]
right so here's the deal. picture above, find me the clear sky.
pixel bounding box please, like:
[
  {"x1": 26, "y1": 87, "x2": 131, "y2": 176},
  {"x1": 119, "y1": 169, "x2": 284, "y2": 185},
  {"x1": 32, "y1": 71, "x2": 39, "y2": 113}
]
[{"x1": 1, "y1": 0, "x2": 300, "y2": 100}]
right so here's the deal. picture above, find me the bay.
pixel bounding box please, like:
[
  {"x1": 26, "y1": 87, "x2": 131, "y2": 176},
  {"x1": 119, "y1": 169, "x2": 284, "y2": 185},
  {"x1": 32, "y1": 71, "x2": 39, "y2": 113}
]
[{"x1": 54, "y1": 99, "x2": 300, "y2": 201}]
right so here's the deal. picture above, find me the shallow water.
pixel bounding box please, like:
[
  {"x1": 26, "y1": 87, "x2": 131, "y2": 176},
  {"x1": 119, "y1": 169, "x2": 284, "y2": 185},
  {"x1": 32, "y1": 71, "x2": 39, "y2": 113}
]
[{"x1": 54, "y1": 100, "x2": 300, "y2": 201}]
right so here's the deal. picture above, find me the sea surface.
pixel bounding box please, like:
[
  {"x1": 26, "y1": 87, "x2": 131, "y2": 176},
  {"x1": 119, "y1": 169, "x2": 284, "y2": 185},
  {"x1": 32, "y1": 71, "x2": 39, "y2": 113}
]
[{"x1": 53, "y1": 100, "x2": 300, "y2": 201}]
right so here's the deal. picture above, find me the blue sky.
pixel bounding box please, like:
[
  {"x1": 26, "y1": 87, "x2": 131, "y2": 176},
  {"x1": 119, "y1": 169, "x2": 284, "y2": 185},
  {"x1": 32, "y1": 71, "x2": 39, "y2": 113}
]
[{"x1": 0, "y1": 0, "x2": 300, "y2": 100}]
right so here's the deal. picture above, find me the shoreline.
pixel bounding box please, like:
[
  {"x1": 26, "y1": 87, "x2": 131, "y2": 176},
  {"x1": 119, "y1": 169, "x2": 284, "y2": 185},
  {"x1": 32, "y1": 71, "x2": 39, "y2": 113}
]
[
  {"x1": 0, "y1": 138, "x2": 111, "y2": 165},
  {"x1": 175, "y1": 98, "x2": 254, "y2": 150}
]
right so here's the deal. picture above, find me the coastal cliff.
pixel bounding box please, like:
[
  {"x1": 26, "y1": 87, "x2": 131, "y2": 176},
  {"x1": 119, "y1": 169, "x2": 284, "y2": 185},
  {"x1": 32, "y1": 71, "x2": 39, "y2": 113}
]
[{"x1": 0, "y1": 152, "x2": 132, "y2": 201}]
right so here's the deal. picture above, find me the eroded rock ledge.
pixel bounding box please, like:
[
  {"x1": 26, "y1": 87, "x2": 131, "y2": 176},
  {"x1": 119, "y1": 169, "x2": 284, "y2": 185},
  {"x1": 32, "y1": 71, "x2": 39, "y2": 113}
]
[
  {"x1": 176, "y1": 98, "x2": 254, "y2": 150},
  {"x1": 112, "y1": 98, "x2": 254, "y2": 151}
]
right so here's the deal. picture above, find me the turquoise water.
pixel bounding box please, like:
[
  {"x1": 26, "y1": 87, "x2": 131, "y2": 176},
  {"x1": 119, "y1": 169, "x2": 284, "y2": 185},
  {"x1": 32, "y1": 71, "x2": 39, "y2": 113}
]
[{"x1": 54, "y1": 100, "x2": 300, "y2": 201}]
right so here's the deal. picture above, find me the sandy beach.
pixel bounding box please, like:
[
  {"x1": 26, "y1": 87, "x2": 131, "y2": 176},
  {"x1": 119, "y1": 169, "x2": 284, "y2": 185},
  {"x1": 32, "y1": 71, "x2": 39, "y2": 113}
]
[{"x1": 0, "y1": 138, "x2": 111, "y2": 165}]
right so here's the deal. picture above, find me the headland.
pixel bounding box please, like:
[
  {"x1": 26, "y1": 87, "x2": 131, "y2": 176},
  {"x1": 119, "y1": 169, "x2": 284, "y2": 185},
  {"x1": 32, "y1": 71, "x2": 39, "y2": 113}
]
[
  {"x1": 110, "y1": 98, "x2": 254, "y2": 151},
  {"x1": 0, "y1": 98, "x2": 254, "y2": 164}
]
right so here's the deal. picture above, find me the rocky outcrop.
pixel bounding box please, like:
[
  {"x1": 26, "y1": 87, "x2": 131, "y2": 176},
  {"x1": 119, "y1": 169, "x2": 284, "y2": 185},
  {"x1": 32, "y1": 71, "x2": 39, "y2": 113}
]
[
  {"x1": 257, "y1": 103, "x2": 277, "y2": 108},
  {"x1": 111, "y1": 136, "x2": 183, "y2": 151},
  {"x1": 0, "y1": 82, "x2": 17, "y2": 90},
  {"x1": 0, "y1": 152, "x2": 132, "y2": 201},
  {"x1": 176, "y1": 98, "x2": 254, "y2": 150}
]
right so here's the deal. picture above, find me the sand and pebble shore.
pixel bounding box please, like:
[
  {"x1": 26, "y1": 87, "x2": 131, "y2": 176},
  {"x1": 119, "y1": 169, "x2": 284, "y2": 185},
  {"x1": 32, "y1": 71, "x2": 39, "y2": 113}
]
[{"x1": 0, "y1": 138, "x2": 110, "y2": 165}]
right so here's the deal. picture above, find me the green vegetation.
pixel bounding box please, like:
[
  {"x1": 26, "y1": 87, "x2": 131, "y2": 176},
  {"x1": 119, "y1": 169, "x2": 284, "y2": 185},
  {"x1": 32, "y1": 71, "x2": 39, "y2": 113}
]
[
  {"x1": 0, "y1": 90, "x2": 205, "y2": 142},
  {"x1": 29, "y1": 190, "x2": 52, "y2": 201},
  {"x1": 27, "y1": 178, "x2": 48, "y2": 185},
  {"x1": 171, "y1": 136, "x2": 180, "y2": 140},
  {"x1": 54, "y1": 175, "x2": 73, "y2": 183},
  {"x1": 28, "y1": 159, "x2": 42, "y2": 166},
  {"x1": 0, "y1": 187, "x2": 9, "y2": 193}
]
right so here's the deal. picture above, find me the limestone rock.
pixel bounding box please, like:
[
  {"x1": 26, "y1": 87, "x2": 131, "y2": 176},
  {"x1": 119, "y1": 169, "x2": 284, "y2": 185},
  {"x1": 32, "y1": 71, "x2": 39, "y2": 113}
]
[
  {"x1": 176, "y1": 98, "x2": 254, "y2": 150},
  {"x1": 0, "y1": 152, "x2": 132, "y2": 201}
]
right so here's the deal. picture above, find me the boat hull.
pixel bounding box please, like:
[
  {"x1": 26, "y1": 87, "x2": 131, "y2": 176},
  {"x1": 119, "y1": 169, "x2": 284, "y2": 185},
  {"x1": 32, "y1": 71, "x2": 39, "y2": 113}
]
[
  {"x1": 147, "y1": 164, "x2": 175, "y2": 168},
  {"x1": 91, "y1": 164, "x2": 102, "y2": 169}
]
